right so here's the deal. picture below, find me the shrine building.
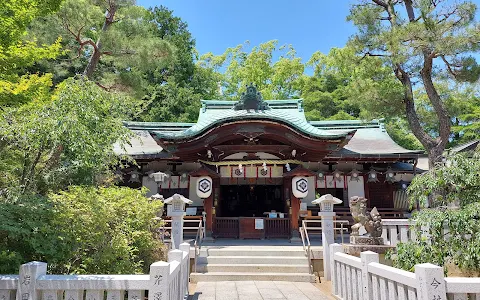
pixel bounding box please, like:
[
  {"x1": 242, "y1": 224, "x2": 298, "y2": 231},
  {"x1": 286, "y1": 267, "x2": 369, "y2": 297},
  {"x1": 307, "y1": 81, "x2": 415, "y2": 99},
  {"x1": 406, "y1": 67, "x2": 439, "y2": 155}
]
[{"x1": 116, "y1": 85, "x2": 424, "y2": 239}]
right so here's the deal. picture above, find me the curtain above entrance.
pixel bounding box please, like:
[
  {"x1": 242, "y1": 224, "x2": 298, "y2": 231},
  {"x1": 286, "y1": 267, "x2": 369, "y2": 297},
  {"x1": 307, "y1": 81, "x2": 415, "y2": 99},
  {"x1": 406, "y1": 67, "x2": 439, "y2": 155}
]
[{"x1": 219, "y1": 165, "x2": 284, "y2": 178}]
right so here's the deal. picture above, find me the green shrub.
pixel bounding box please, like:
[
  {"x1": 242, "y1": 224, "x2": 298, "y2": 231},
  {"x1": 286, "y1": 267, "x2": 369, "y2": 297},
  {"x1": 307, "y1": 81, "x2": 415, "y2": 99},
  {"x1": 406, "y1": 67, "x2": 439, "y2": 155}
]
[
  {"x1": 394, "y1": 204, "x2": 480, "y2": 274},
  {"x1": 390, "y1": 151, "x2": 480, "y2": 274},
  {"x1": 0, "y1": 186, "x2": 163, "y2": 274}
]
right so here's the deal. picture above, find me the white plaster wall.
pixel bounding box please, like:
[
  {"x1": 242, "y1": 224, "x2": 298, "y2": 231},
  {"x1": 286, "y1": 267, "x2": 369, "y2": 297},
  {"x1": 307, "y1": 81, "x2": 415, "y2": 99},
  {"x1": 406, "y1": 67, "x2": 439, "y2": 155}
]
[
  {"x1": 142, "y1": 176, "x2": 158, "y2": 197},
  {"x1": 302, "y1": 177, "x2": 317, "y2": 207},
  {"x1": 394, "y1": 174, "x2": 415, "y2": 182},
  {"x1": 347, "y1": 175, "x2": 365, "y2": 200},
  {"x1": 189, "y1": 178, "x2": 203, "y2": 206}
]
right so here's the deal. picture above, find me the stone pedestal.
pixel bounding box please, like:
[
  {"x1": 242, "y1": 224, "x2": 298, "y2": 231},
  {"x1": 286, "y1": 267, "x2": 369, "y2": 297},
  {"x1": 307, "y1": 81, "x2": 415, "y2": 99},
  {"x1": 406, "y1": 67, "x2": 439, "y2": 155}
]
[
  {"x1": 342, "y1": 243, "x2": 395, "y2": 257},
  {"x1": 349, "y1": 235, "x2": 384, "y2": 245}
]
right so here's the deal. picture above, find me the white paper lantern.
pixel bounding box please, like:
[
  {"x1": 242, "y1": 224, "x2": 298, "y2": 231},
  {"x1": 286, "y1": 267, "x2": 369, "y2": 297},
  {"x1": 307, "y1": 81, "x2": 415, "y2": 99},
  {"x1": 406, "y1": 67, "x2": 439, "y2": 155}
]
[
  {"x1": 292, "y1": 176, "x2": 309, "y2": 198},
  {"x1": 196, "y1": 176, "x2": 212, "y2": 198},
  {"x1": 149, "y1": 171, "x2": 169, "y2": 183}
]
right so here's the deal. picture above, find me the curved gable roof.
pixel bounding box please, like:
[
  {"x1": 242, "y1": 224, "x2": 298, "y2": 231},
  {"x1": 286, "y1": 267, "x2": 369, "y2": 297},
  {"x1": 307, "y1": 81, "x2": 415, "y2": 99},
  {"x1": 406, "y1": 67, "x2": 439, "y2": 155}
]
[{"x1": 152, "y1": 99, "x2": 354, "y2": 141}]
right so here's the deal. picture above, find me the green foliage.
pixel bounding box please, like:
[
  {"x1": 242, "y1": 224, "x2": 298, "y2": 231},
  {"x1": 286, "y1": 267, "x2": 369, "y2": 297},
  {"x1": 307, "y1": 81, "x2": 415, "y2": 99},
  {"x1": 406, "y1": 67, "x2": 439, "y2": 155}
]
[
  {"x1": 136, "y1": 6, "x2": 220, "y2": 122},
  {"x1": 392, "y1": 150, "x2": 480, "y2": 274},
  {"x1": 0, "y1": 194, "x2": 55, "y2": 273},
  {"x1": 388, "y1": 239, "x2": 446, "y2": 274},
  {"x1": 0, "y1": 186, "x2": 163, "y2": 274},
  {"x1": 0, "y1": 0, "x2": 63, "y2": 48},
  {"x1": 392, "y1": 201, "x2": 480, "y2": 275},
  {"x1": 0, "y1": 77, "x2": 138, "y2": 196},
  {"x1": 198, "y1": 40, "x2": 305, "y2": 100},
  {"x1": 140, "y1": 79, "x2": 202, "y2": 123},
  {"x1": 302, "y1": 50, "x2": 361, "y2": 120},
  {"x1": 0, "y1": 0, "x2": 63, "y2": 107},
  {"x1": 385, "y1": 119, "x2": 424, "y2": 150},
  {"x1": 28, "y1": 0, "x2": 173, "y2": 96},
  {"x1": 149, "y1": 6, "x2": 196, "y2": 86},
  {"x1": 408, "y1": 152, "x2": 480, "y2": 208},
  {"x1": 346, "y1": 0, "x2": 480, "y2": 165}
]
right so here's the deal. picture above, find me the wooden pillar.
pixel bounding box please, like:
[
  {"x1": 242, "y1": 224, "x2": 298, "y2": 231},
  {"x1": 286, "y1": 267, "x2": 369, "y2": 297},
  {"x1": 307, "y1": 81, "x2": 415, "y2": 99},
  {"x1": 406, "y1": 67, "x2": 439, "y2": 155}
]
[
  {"x1": 291, "y1": 196, "x2": 300, "y2": 231},
  {"x1": 387, "y1": 182, "x2": 394, "y2": 208},
  {"x1": 204, "y1": 194, "x2": 213, "y2": 233},
  {"x1": 204, "y1": 178, "x2": 219, "y2": 235},
  {"x1": 189, "y1": 166, "x2": 220, "y2": 238},
  {"x1": 363, "y1": 174, "x2": 370, "y2": 207}
]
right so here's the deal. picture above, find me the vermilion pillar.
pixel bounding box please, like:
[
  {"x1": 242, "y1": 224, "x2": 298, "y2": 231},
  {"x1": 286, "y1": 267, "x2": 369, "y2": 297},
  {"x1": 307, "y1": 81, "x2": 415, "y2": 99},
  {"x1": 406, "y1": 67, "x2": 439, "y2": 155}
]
[
  {"x1": 283, "y1": 165, "x2": 317, "y2": 240},
  {"x1": 188, "y1": 165, "x2": 220, "y2": 238},
  {"x1": 204, "y1": 193, "x2": 213, "y2": 233},
  {"x1": 290, "y1": 195, "x2": 300, "y2": 231}
]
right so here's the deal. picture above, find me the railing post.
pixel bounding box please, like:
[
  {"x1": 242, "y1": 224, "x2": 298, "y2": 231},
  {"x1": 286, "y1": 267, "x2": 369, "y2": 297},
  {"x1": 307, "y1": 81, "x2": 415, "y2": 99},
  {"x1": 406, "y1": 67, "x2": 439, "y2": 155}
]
[
  {"x1": 150, "y1": 261, "x2": 170, "y2": 300},
  {"x1": 168, "y1": 249, "x2": 183, "y2": 300},
  {"x1": 415, "y1": 263, "x2": 447, "y2": 300},
  {"x1": 16, "y1": 261, "x2": 47, "y2": 300},
  {"x1": 330, "y1": 243, "x2": 343, "y2": 296},
  {"x1": 179, "y1": 242, "x2": 190, "y2": 298},
  {"x1": 360, "y1": 251, "x2": 379, "y2": 300},
  {"x1": 320, "y1": 211, "x2": 336, "y2": 281}
]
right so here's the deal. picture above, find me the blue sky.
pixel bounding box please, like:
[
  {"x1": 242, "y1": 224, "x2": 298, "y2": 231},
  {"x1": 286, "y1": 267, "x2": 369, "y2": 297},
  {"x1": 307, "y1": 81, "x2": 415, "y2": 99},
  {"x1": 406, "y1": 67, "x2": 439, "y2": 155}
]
[{"x1": 137, "y1": 0, "x2": 356, "y2": 63}]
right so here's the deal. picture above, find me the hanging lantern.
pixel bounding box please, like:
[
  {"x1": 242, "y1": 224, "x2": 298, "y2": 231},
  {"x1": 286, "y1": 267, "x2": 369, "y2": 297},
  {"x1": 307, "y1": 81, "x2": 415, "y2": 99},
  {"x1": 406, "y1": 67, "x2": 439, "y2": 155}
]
[
  {"x1": 164, "y1": 171, "x2": 173, "y2": 183},
  {"x1": 128, "y1": 170, "x2": 141, "y2": 183},
  {"x1": 349, "y1": 169, "x2": 360, "y2": 182},
  {"x1": 333, "y1": 169, "x2": 343, "y2": 182},
  {"x1": 398, "y1": 180, "x2": 409, "y2": 190},
  {"x1": 292, "y1": 176, "x2": 309, "y2": 198},
  {"x1": 367, "y1": 168, "x2": 379, "y2": 183},
  {"x1": 180, "y1": 173, "x2": 188, "y2": 183},
  {"x1": 149, "y1": 171, "x2": 169, "y2": 183},
  {"x1": 196, "y1": 176, "x2": 212, "y2": 198},
  {"x1": 317, "y1": 171, "x2": 325, "y2": 180},
  {"x1": 385, "y1": 167, "x2": 396, "y2": 183}
]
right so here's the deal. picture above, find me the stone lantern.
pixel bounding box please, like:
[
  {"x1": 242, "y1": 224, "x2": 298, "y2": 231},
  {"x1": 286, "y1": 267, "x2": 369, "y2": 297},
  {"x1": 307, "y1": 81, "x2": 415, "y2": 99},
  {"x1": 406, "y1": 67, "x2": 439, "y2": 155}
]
[
  {"x1": 312, "y1": 194, "x2": 342, "y2": 281},
  {"x1": 312, "y1": 193, "x2": 343, "y2": 212},
  {"x1": 164, "y1": 194, "x2": 192, "y2": 249}
]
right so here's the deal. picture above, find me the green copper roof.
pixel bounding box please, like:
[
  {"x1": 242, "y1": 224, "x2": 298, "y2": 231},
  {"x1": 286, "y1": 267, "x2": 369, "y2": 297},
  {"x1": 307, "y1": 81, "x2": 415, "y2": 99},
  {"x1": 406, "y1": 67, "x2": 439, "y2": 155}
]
[{"x1": 151, "y1": 99, "x2": 354, "y2": 140}]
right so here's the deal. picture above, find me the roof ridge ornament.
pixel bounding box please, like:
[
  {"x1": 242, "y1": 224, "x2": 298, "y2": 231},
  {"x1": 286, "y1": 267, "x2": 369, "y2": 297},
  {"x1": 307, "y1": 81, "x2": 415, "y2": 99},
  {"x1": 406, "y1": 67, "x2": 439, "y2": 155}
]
[{"x1": 233, "y1": 84, "x2": 270, "y2": 112}]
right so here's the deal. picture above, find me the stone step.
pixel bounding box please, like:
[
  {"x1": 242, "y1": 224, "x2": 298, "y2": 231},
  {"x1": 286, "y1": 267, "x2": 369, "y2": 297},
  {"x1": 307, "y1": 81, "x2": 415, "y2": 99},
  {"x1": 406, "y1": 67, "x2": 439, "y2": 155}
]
[
  {"x1": 204, "y1": 248, "x2": 306, "y2": 257},
  {"x1": 199, "y1": 256, "x2": 310, "y2": 265},
  {"x1": 190, "y1": 272, "x2": 316, "y2": 283},
  {"x1": 195, "y1": 263, "x2": 311, "y2": 273}
]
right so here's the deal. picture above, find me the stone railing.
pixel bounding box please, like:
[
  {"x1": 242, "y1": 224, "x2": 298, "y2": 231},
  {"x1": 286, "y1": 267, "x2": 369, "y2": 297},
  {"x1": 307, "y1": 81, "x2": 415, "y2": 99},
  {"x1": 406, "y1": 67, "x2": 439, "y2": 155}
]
[
  {"x1": 0, "y1": 243, "x2": 190, "y2": 300},
  {"x1": 331, "y1": 243, "x2": 480, "y2": 300},
  {"x1": 381, "y1": 219, "x2": 417, "y2": 246}
]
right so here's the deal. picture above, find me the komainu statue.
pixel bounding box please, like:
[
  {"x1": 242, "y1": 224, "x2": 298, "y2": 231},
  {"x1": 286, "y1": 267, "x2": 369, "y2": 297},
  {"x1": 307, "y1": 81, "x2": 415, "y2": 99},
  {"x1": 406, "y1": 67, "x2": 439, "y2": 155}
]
[{"x1": 349, "y1": 196, "x2": 383, "y2": 238}]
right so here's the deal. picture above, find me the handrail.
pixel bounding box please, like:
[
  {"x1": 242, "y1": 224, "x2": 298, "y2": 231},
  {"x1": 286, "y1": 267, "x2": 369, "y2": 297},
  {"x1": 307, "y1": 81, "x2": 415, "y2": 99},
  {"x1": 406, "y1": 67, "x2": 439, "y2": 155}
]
[
  {"x1": 160, "y1": 218, "x2": 203, "y2": 252},
  {"x1": 300, "y1": 219, "x2": 351, "y2": 275},
  {"x1": 193, "y1": 220, "x2": 203, "y2": 273},
  {"x1": 302, "y1": 219, "x2": 349, "y2": 244},
  {"x1": 300, "y1": 220, "x2": 313, "y2": 274}
]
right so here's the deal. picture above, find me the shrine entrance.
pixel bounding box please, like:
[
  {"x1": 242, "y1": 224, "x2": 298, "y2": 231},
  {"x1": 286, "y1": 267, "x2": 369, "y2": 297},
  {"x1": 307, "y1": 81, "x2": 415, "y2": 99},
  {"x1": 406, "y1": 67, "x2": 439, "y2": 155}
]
[
  {"x1": 218, "y1": 184, "x2": 284, "y2": 218},
  {"x1": 213, "y1": 182, "x2": 291, "y2": 239}
]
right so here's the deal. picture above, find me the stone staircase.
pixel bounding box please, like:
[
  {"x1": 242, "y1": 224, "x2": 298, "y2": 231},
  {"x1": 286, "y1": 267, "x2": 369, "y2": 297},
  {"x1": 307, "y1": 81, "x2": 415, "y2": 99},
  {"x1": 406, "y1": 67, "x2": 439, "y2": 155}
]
[{"x1": 190, "y1": 246, "x2": 315, "y2": 282}]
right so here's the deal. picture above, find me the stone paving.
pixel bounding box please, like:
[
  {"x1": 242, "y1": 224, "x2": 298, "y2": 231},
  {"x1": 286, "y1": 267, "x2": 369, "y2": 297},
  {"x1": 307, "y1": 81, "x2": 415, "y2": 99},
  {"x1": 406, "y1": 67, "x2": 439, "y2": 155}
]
[{"x1": 189, "y1": 281, "x2": 332, "y2": 300}]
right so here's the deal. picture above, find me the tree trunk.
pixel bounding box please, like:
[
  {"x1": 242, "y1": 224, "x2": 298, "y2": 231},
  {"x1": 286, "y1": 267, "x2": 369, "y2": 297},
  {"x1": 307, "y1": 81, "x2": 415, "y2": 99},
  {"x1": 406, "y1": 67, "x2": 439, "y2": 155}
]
[
  {"x1": 397, "y1": 0, "x2": 451, "y2": 170},
  {"x1": 83, "y1": 42, "x2": 102, "y2": 78},
  {"x1": 83, "y1": 6, "x2": 117, "y2": 79}
]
